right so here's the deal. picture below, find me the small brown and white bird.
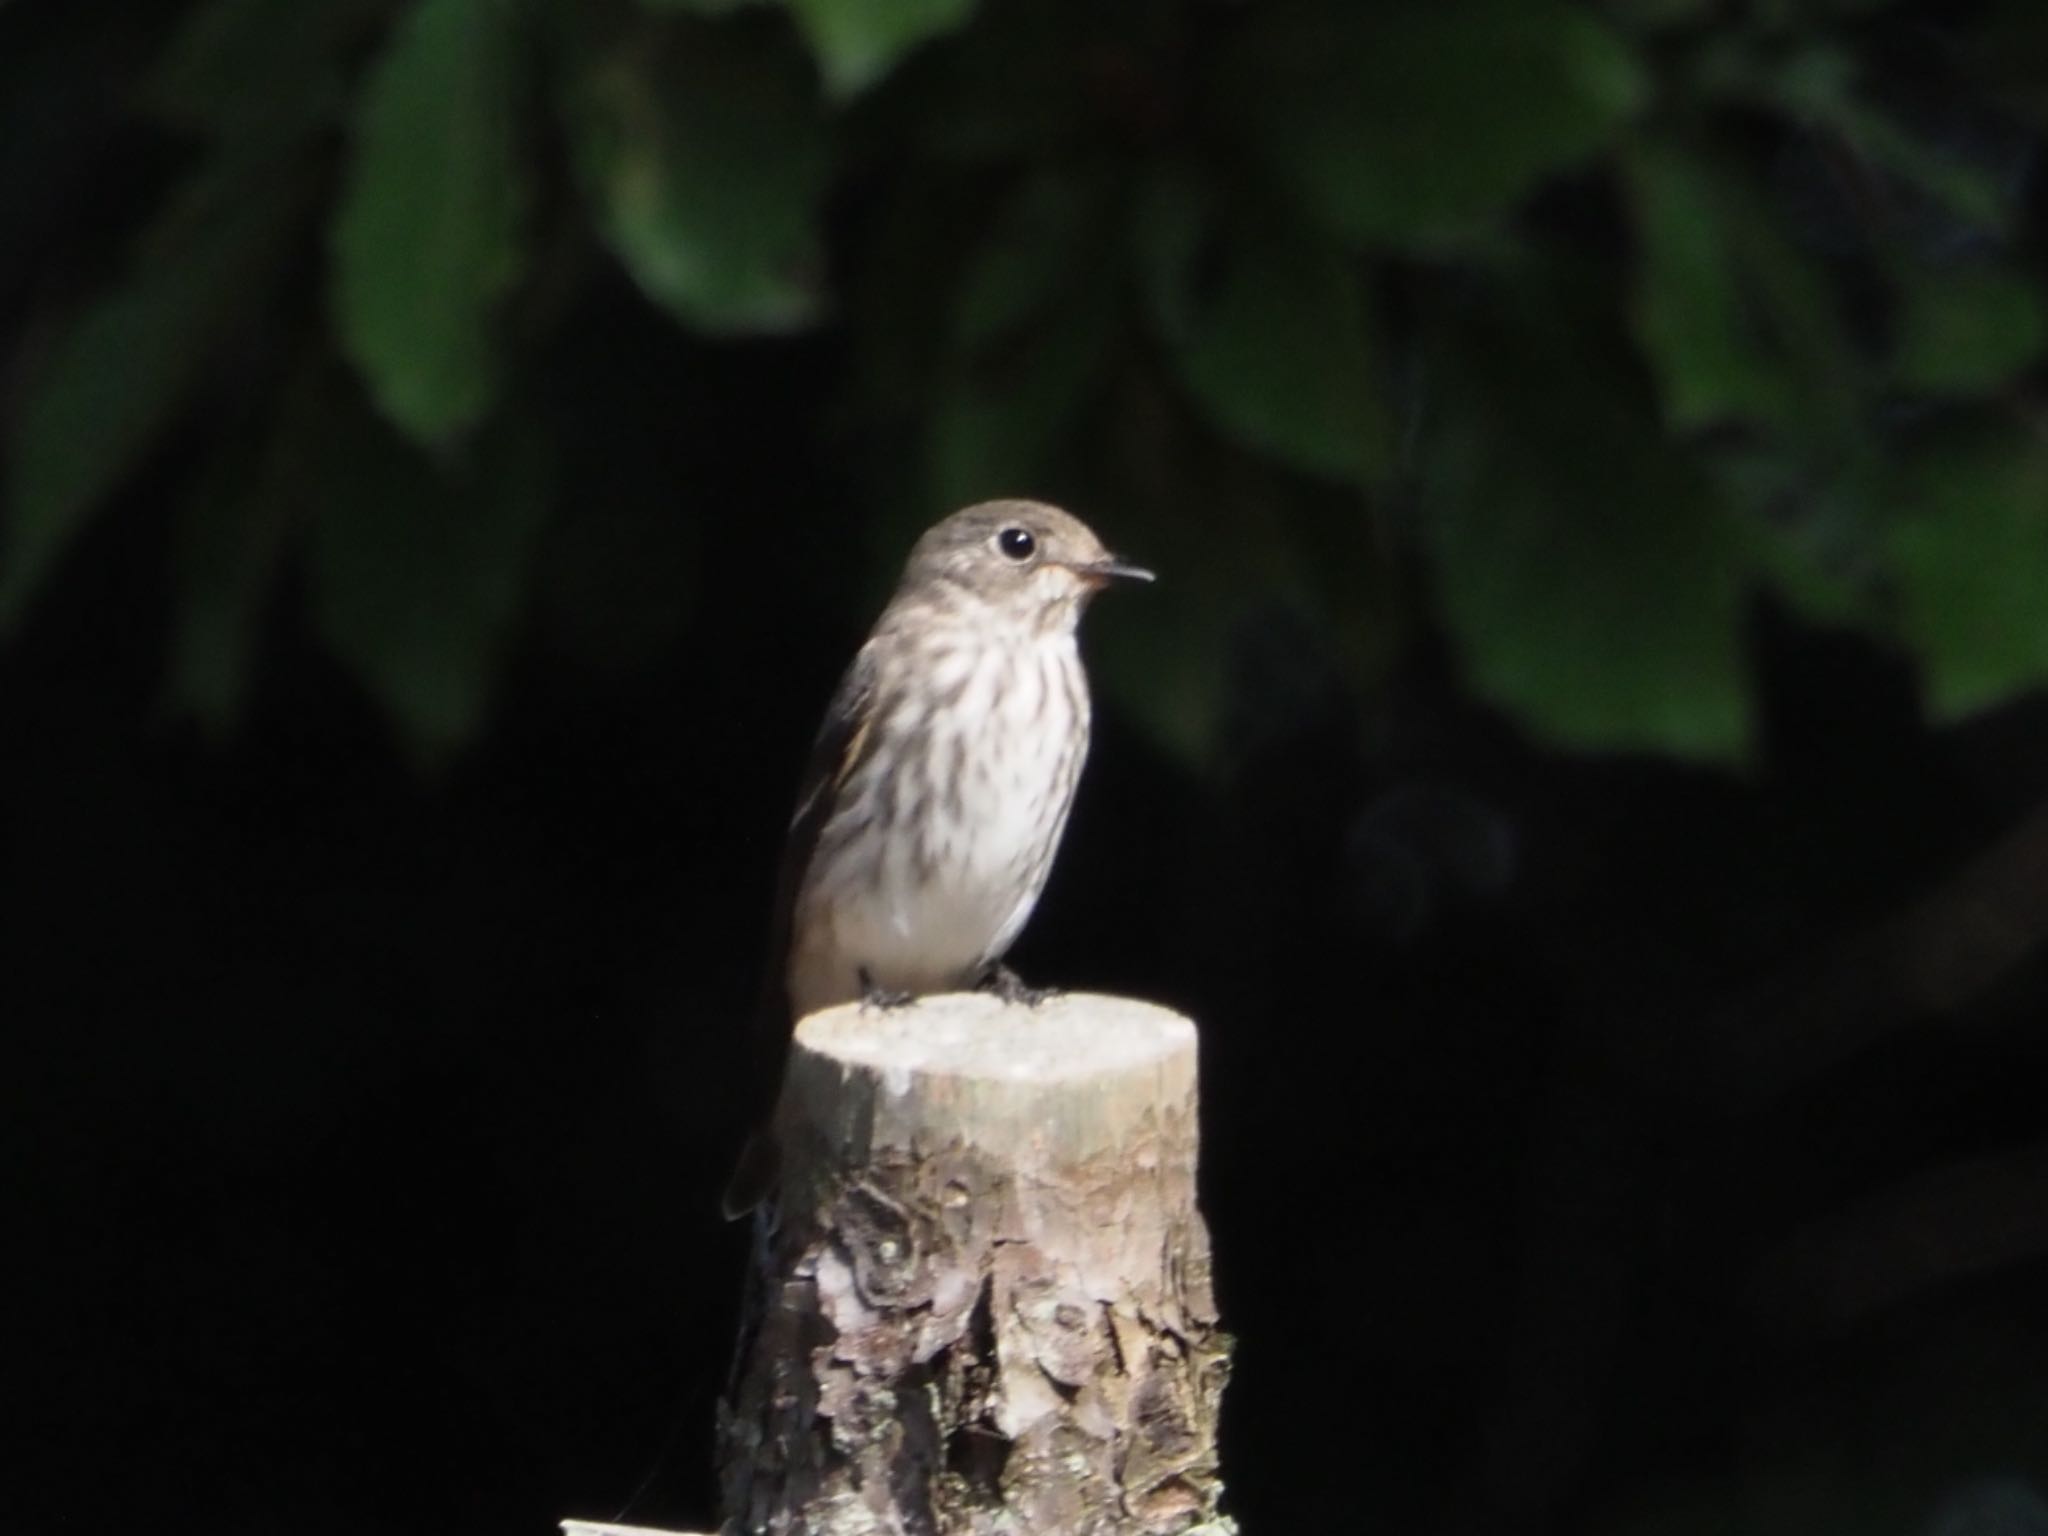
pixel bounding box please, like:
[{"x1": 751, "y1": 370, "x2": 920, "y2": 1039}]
[{"x1": 722, "y1": 500, "x2": 1152, "y2": 1216}]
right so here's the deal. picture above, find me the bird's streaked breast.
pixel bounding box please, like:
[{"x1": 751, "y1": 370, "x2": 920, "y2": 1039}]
[{"x1": 786, "y1": 620, "x2": 1090, "y2": 1018}]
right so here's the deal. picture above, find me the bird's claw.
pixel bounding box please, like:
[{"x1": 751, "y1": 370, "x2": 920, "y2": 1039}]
[
  {"x1": 977, "y1": 962, "x2": 1058, "y2": 1007},
  {"x1": 857, "y1": 967, "x2": 916, "y2": 1011}
]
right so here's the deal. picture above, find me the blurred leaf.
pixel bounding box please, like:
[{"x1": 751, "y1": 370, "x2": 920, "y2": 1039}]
[
  {"x1": 842, "y1": 176, "x2": 982, "y2": 418},
  {"x1": 1601, "y1": 0, "x2": 1716, "y2": 29},
  {"x1": 926, "y1": 304, "x2": 1113, "y2": 512},
  {"x1": 1089, "y1": 474, "x2": 1374, "y2": 764},
  {"x1": 883, "y1": 3, "x2": 1084, "y2": 162},
  {"x1": 304, "y1": 383, "x2": 556, "y2": 761},
  {"x1": 638, "y1": 0, "x2": 775, "y2": 12},
  {"x1": 1892, "y1": 267, "x2": 2046, "y2": 396},
  {"x1": 164, "y1": 411, "x2": 298, "y2": 731},
  {"x1": 788, "y1": 0, "x2": 978, "y2": 99},
  {"x1": 1425, "y1": 293, "x2": 1752, "y2": 760},
  {"x1": 1213, "y1": 0, "x2": 1646, "y2": 249},
  {"x1": 1714, "y1": 447, "x2": 1884, "y2": 630},
  {"x1": 954, "y1": 171, "x2": 1106, "y2": 351},
  {"x1": 1741, "y1": 50, "x2": 2013, "y2": 246},
  {"x1": 147, "y1": 0, "x2": 381, "y2": 138},
  {"x1": 1090, "y1": 573, "x2": 1230, "y2": 763},
  {"x1": 1887, "y1": 420, "x2": 2048, "y2": 720},
  {"x1": 925, "y1": 297, "x2": 1116, "y2": 513},
  {"x1": 1963, "y1": 1, "x2": 2048, "y2": 128},
  {"x1": 569, "y1": 25, "x2": 828, "y2": 335},
  {"x1": 331, "y1": 0, "x2": 526, "y2": 444},
  {"x1": 925, "y1": 175, "x2": 1118, "y2": 510},
  {"x1": 0, "y1": 154, "x2": 305, "y2": 632},
  {"x1": 1136, "y1": 175, "x2": 1388, "y2": 484},
  {"x1": 1626, "y1": 143, "x2": 1796, "y2": 429},
  {"x1": 1623, "y1": 140, "x2": 1856, "y2": 435},
  {"x1": 1823, "y1": 102, "x2": 2011, "y2": 246}
]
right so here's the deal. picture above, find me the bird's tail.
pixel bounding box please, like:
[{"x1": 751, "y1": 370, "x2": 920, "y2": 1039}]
[{"x1": 720, "y1": 1121, "x2": 780, "y2": 1221}]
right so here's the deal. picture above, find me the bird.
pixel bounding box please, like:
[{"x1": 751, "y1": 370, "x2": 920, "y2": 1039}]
[{"x1": 721, "y1": 499, "x2": 1153, "y2": 1217}]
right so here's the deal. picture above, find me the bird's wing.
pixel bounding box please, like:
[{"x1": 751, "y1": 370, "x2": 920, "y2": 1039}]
[
  {"x1": 785, "y1": 648, "x2": 880, "y2": 856},
  {"x1": 764, "y1": 638, "x2": 882, "y2": 1009},
  {"x1": 723, "y1": 642, "x2": 883, "y2": 1217}
]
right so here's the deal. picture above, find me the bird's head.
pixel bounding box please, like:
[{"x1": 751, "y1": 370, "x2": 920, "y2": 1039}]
[{"x1": 901, "y1": 500, "x2": 1154, "y2": 631}]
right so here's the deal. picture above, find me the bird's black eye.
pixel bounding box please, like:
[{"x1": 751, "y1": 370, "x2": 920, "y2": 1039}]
[{"x1": 996, "y1": 526, "x2": 1036, "y2": 562}]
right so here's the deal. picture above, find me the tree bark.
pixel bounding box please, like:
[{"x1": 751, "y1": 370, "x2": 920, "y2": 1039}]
[{"x1": 717, "y1": 992, "x2": 1233, "y2": 1536}]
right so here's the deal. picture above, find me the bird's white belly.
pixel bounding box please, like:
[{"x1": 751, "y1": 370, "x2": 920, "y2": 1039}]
[{"x1": 787, "y1": 634, "x2": 1086, "y2": 1018}]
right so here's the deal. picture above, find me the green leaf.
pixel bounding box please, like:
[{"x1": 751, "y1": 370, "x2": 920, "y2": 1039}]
[
  {"x1": 569, "y1": 26, "x2": 828, "y2": 335},
  {"x1": 1713, "y1": 446, "x2": 1884, "y2": 631},
  {"x1": 1963, "y1": 2, "x2": 2048, "y2": 129},
  {"x1": 1734, "y1": 49, "x2": 2013, "y2": 242},
  {"x1": 637, "y1": 0, "x2": 775, "y2": 12},
  {"x1": 147, "y1": 0, "x2": 381, "y2": 138},
  {"x1": 1622, "y1": 140, "x2": 1856, "y2": 435},
  {"x1": 0, "y1": 155, "x2": 305, "y2": 631},
  {"x1": 1091, "y1": 464, "x2": 1399, "y2": 764},
  {"x1": 331, "y1": 0, "x2": 525, "y2": 444},
  {"x1": 1817, "y1": 97, "x2": 2010, "y2": 243},
  {"x1": 925, "y1": 292, "x2": 1113, "y2": 513},
  {"x1": 880, "y1": 2, "x2": 1085, "y2": 162},
  {"x1": 303, "y1": 382, "x2": 555, "y2": 761},
  {"x1": 953, "y1": 172, "x2": 1106, "y2": 351},
  {"x1": 1137, "y1": 176, "x2": 1388, "y2": 484},
  {"x1": 1423, "y1": 295, "x2": 1751, "y2": 760},
  {"x1": 788, "y1": 0, "x2": 977, "y2": 99},
  {"x1": 164, "y1": 415, "x2": 297, "y2": 731},
  {"x1": 1893, "y1": 267, "x2": 2046, "y2": 396},
  {"x1": 1887, "y1": 422, "x2": 2048, "y2": 719},
  {"x1": 924, "y1": 179, "x2": 1117, "y2": 511},
  {"x1": 1602, "y1": 0, "x2": 1717, "y2": 29},
  {"x1": 1212, "y1": 0, "x2": 1646, "y2": 249},
  {"x1": 1625, "y1": 143, "x2": 1795, "y2": 429}
]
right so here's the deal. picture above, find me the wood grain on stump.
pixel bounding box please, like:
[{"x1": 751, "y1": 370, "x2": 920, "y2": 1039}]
[{"x1": 718, "y1": 992, "x2": 1232, "y2": 1536}]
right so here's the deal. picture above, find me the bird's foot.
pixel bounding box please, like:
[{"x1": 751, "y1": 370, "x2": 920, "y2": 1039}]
[
  {"x1": 976, "y1": 961, "x2": 1059, "y2": 1007},
  {"x1": 857, "y1": 967, "x2": 917, "y2": 1011}
]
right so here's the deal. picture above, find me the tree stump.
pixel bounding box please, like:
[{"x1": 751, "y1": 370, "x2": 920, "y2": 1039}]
[{"x1": 717, "y1": 992, "x2": 1233, "y2": 1536}]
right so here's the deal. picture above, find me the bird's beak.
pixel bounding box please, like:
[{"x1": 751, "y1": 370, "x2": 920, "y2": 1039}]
[{"x1": 1074, "y1": 556, "x2": 1155, "y2": 588}]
